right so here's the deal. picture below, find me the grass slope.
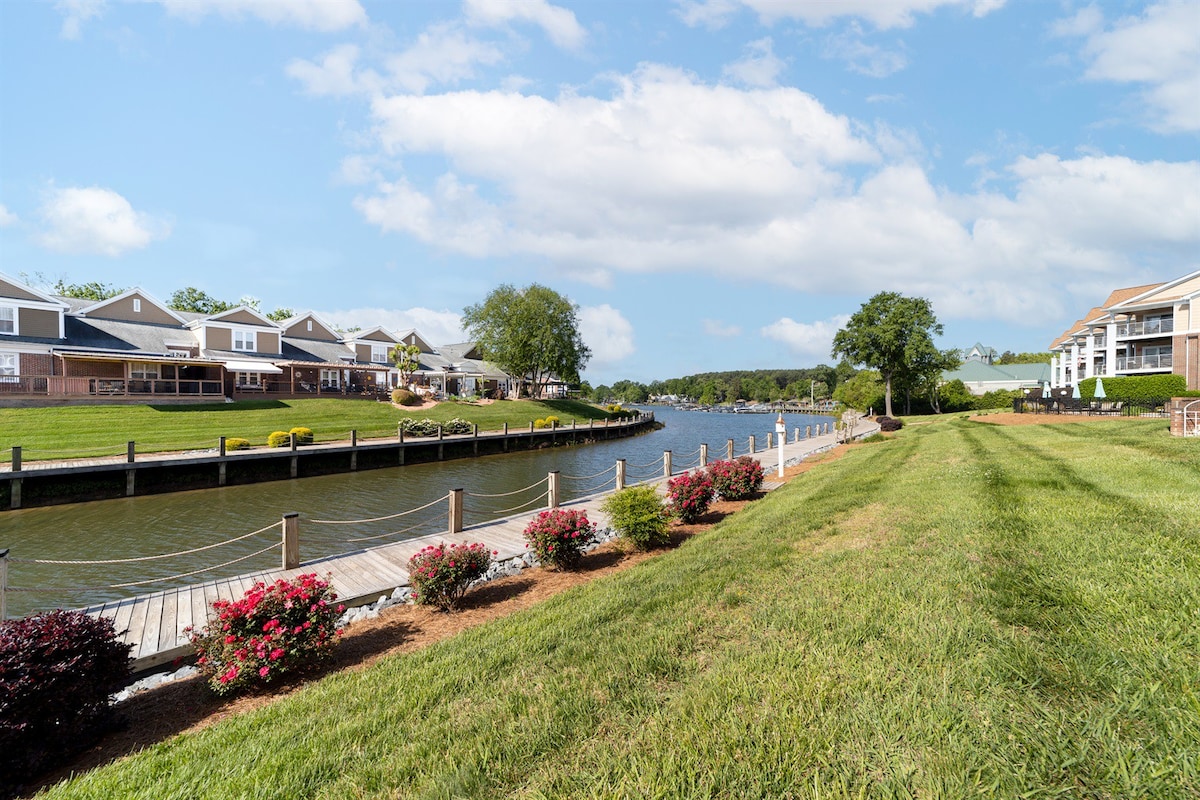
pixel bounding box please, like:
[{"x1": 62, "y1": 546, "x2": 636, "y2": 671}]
[
  {"x1": 0, "y1": 399, "x2": 610, "y2": 463},
  {"x1": 38, "y1": 416, "x2": 1200, "y2": 798}
]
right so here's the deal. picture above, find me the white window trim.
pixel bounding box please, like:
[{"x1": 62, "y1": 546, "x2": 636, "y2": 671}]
[
  {"x1": 232, "y1": 329, "x2": 257, "y2": 352},
  {"x1": 236, "y1": 371, "x2": 262, "y2": 386},
  {"x1": 130, "y1": 362, "x2": 159, "y2": 380},
  {"x1": 0, "y1": 305, "x2": 16, "y2": 336},
  {"x1": 0, "y1": 352, "x2": 17, "y2": 382},
  {"x1": 371, "y1": 344, "x2": 389, "y2": 364},
  {"x1": 320, "y1": 368, "x2": 340, "y2": 387},
  {"x1": 133, "y1": 298, "x2": 142, "y2": 313}
]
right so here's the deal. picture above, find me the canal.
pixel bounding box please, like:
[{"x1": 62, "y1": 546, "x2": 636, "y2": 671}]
[{"x1": 0, "y1": 407, "x2": 834, "y2": 618}]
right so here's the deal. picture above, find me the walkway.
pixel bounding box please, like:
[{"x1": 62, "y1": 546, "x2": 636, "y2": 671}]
[{"x1": 79, "y1": 421, "x2": 876, "y2": 673}]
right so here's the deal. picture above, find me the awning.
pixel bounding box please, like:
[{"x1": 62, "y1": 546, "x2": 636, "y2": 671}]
[{"x1": 223, "y1": 359, "x2": 283, "y2": 374}]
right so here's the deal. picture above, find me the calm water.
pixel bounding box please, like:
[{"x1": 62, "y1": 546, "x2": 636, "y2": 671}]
[{"x1": 0, "y1": 407, "x2": 832, "y2": 617}]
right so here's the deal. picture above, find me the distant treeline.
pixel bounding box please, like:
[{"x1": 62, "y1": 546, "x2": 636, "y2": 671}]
[{"x1": 588, "y1": 365, "x2": 855, "y2": 405}]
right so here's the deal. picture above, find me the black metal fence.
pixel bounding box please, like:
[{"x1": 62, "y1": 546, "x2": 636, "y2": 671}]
[{"x1": 1012, "y1": 397, "x2": 1171, "y2": 417}]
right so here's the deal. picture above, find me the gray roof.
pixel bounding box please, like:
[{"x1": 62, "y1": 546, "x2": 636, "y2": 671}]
[
  {"x1": 60, "y1": 317, "x2": 199, "y2": 356},
  {"x1": 280, "y1": 337, "x2": 358, "y2": 366}
]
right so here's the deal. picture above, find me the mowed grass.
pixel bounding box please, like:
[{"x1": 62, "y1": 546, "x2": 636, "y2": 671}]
[
  {"x1": 37, "y1": 416, "x2": 1200, "y2": 798},
  {"x1": 0, "y1": 398, "x2": 611, "y2": 462}
]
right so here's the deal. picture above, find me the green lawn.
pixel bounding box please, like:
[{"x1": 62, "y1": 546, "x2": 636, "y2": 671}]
[
  {"x1": 37, "y1": 415, "x2": 1200, "y2": 798},
  {"x1": 0, "y1": 398, "x2": 613, "y2": 463}
]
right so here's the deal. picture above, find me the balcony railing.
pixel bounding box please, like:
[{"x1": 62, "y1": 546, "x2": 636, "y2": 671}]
[
  {"x1": 1116, "y1": 354, "x2": 1173, "y2": 371},
  {"x1": 1092, "y1": 335, "x2": 1106, "y2": 348},
  {"x1": 1116, "y1": 319, "x2": 1173, "y2": 337},
  {"x1": 0, "y1": 375, "x2": 224, "y2": 397}
]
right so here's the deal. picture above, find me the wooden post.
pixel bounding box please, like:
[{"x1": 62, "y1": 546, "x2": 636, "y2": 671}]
[
  {"x1": 664, "y1": 450, "x2": 673, "y2": 478},
  {"x1": 503, "y1": 421, "x2": 509, "y2": 452},
  {"x1": 793, "y1": 427, "x2": 800, "y2": 443},
  {"x1": 548, "y1": 471, "x2": 559, "y2": 508},
  {"x1": 449, "y1": 489, "x2": 463, "y2": 534},
  {"x1": 350, "y1": 430, "x2": 358, "y2": 471},
  {"x1": 616, "y1": 459, "x2": 626, "y2": 491},
  {"x1": 127, "y1": 441, "x2": 136, "y2": 463},
  {"x1": 766, "y1": 432, "x2": 773, "y2": 450},
  {"x1": 700, "y1": 443, "x2": 708, "y2": 467},
  {"x1": 726, "y1": 438, "x2": 734, "y2": 459},
  {"x1": 10, "y1": 447, "x2": 19, "y2": 472},
  {"x1": 126, "y1": 468, "x2": 136, "y2": 496},
  {"x1": 398, "y1": 424, "x2": 405, "y2": 443},
  {"x1": 0, "y1": 548, "x2": 7, "y2": 621},
  {"x1": 290, "y1": 432, "x2": 298, "y2": 452},
  {"x1": 438, "y1": 425, "x2": 444, "y2": 441},
  {"x1": 806, "y1": 425, "x2": 812, "y2": 439},
  {"x1": 10, "y1": 479, "x2": 20, "y2": 509},
  {"x1": 282, "y1": 513, "x2": 300, "y2": 570},
  {"x1": 748, "y1": 435, "x2": 756, "y2": 454},
  {"x1": 529, "y1": 420, "x2": 534, "y2": 433}
]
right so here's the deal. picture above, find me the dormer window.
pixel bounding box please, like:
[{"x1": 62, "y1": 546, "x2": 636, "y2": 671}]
[
  {"x1": 233, "y1": 329, "x2": 256, "y2": 352},
  {"x1": 371, "y1": 344, "x2": 388, "y2": 364},
  {"x1": 0, "y1": 306, "x2": 14, "y2": 335}
]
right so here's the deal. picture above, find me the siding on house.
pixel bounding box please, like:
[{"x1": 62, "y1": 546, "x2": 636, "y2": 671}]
[
  {"x1": 17, "y1": 308, "x2": 60, "y2": 339},
  {"x1": 87, "y1": 293, "x2": 180, "y2": 326},
  {"x1": 0, "y1": 277, "x2": 46, "y2": 302},
  {"x1": 207, "y1": 327, "x2": 232, "y2": 351}
]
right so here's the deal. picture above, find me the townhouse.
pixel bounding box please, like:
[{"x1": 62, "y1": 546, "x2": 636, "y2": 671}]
[
  {"x1": 1048, "y1": 270, "x2": 1200, "y2": 391},
  {"x1": 0, "y1": 273, "x2": 512, "y2": 404}
]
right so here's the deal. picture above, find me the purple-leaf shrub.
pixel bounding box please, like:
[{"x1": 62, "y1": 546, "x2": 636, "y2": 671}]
[
  {"x1": 407, "y1": 542, "x2": 494, "y2": 610},
  {"x1": 523, "y1": 508, "x2": 597, "y2": 570}
]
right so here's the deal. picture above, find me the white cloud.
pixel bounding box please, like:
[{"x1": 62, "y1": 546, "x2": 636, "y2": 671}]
[
  {"x1": 384, "y1": 23, "x2": 506, "y2": 94},
  {"x1": 286, "y1": 44, "x2": 379, "y2": 97},
  {"x1": 1058, "y1": 0, "x2": 1200, "y2": 133},
  {"x1": 822, "y1": 24, "x2": 908, "y2": 77},
  {"x1": 37, "y1": 186, "x2": 169, "y2": 256},
  {"x1": 703, "y1": 319, "x2": 742, "y2": 337},
  {"x1": 761, "y1": 315, "x2": 850, "y2": 360},
  {"x1": 464, "y1": 0, "x2": 587, "y2": 50},
  {"x1": 722, "y1": 37, "x2": 786, "y2": 87},
  {"x1": 0, "y1": 204, "x2": 17, "y2": 227},
  {"x1": 55, "y1": 0, "x2": 106, "y2": 40},
  {"x1": 317, "y1": 306, "x2": 466, "y2": 345},
  {"x1": 578, "y1": 304, "x2": 635, "y2": 365},
  {"x1": 677, "y1": 0, "x2": 1005, "y2": 30},
  {"x1": 155, "y1": 0, "x2": 367, "y2": 31}
]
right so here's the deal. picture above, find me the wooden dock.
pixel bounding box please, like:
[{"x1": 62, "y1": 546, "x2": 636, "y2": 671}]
[{"x1": 80, "y1": 423, "x2": 871, "y2": 673}]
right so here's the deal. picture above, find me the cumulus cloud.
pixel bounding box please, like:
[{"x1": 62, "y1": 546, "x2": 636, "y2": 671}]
[
  {"x1": 822, "y1": 24, "x2": 908, "y2": 77},
  {"x1": 0, "y1": 204, "x2": 17, "y2": 227},
  {"x1": 677, "y1": 0, "x2": 1005, "y2": 30},
  {"x1": 703, "y1": 319, "x2": 742, "y2": 337},
  {"x1": 722, "y1": 37, "x2": 787, "y2": 87},
  {"x1": 55, "y1": 0, "x2": 106, "y2": 40},
  {"x1": 578, "y1": 304, "x2": 635, "y2": 365},
  {"x1": 761, "y1": 315, "x2": 850, "y2": 361},
  {"x1": 1056, "y1": 0, "x2": 1200, "y2": 133},
  {"x1": 155, "y1": 0, "x2": 366, "y2": 31},
  {"x1": 37, "y1": 186, "x2": 169, "y2": 256},
  {"x1": 286, "y1": 44, "x2": 378, "y2": 97},
  {"x1": 317, "y1": 306, "x2": 466, "y2": 345},
  {"x1": 464, "y1": 0, "x2": 586, "y2": 50}
]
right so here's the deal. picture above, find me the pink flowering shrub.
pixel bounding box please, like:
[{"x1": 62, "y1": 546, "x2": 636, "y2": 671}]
[
  {"x1": 523, "y1": 508, "x2": 597, "y2": 570},
  {"x1": 187, "y1": 573, "x2": 344, "y2": 695},
  {"x1": 706, "y1": 456, "x2": 765, "y2": 500},
  {"x1": 407, "y1": 542, "x2": 494, "y2": 611},
  {"x1": 666, "y1": 470, "x2": 715, "y2": 523}
]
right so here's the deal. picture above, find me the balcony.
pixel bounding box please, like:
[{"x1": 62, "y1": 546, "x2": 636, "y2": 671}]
[
  {"x1": 0, "y1": 375, "x2": 225, "y2": 398},
  {"x1": 1116, "y1": 318, "x2": 1173, "y2": 337},
  {"x1": 1092, "y1": 335, "x2": 1106, "y2": 348},
  {"x1": 1116, "y1": 354, "x2": 1173, "y2": 371}
]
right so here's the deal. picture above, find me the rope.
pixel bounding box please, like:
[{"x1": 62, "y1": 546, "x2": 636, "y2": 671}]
[
  {"x1": 10, "y1": 521, "x2": 281, "y2": 565},
  {"x1": 471, "y1": 489, "x2": 549, "y2": 518},
  {"x1": 573, "y1": 477, "x2": 616, "y2": 496},
  {"x1": 675, "y1": 446, "x2": 701, "y2": 459},
  {"x1": 308, "y1": 493, "x2": 448, "y2": 525},
  {"x1": 560, "y1": 463, "x2": 617, "y2": 481},
  {"x1": 344, "y1": 511, "x2": 446, "y2": 543},
  {"x1": 465, "y1": 477, "x2": 548, "y2": 499},
  {"x1": 628, "y1": 456, "x2": 665, "y2": 470}
]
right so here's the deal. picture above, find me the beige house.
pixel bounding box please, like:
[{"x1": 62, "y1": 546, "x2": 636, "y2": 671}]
[{"x1": 1048, "y1": 270, "x2": 1200, "y2": 391}]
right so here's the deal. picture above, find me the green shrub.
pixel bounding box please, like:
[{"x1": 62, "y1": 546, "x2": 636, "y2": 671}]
[
  {"x1": 1078, "y1": 374, "x2": 1187, "y2": 400},
  {"x1": 267, "y1": 430, "x2": 291, "y2": 448},
  {"x1": 443, "y1": 418, "x2": 473, "y2": 435},
  {"x1": 187, "y1": 574, "x2": 343, "y2": 696},
  {"x1": 399, "y1": 418, "x2": 440, "y2": 437},
  {"x1": 224, "y1": 437, "x2": 250, "y2": 451},
  {"x1": 0, "y1": 610, "x2": 132, "y2": 782},
  {"x1": 975, "y1": 389, "x2": 1023, "y2": 410},
  {"x1": 407, "y1": 543, "x2": 494, "y2": 610},
  {"x1": 523, "y1": 509, "x2": 597, "y2": 570},
  {"x1": 534, "y1": 418, "x2": 548, "y2": 429},
  {"x1": 601, "y1": 486, "x2": 670, "y2": 550},
  {"x1": 289, "y1": 426, "x2": 314, "y2": 445},
  {"x1": 391, "y1": 388, "x2": 421, "y2": 406}
]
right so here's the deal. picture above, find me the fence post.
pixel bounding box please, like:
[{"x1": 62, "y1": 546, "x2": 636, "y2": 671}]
[
  {"x1": 10, "y1": 447, "x2": 19, "y2": 472},
  {"x1": 127, "y1": 441, "x2": 136, "y2": 463},
  {"x1": 793, "y1": 427, "x2": 800, "y2": 443},
  {"x1": 664, "y1": 450, "x2": 673, "y2": 478},
  {"x1": 219, "y1": 436, "x2": 226, "y2": 457},
  {"x1": 616, "y1": 459, "x2": 626, "y2": 491},
  {"x1": 529, "y1": 421, "x2": 535, "y2": 433},
  {"x1": 726, "y1": 438, "x2": 734, "y2": 459},
  {"x1": 290, "y1": 432, "x2": 298, "y2": 452},
  {"x1": 438, "y1": 425, "x2": 444, "y2": 441},
  {"x1": 548, "y1": 471, "x2": 559, "y2": 508},
  {"x1": 700, "y1": 443, "x2": 708, "y2": 467},
  {"x1": 806, "y1": 425, "x2": 812, "y2": 439},
  {"x1": 351, "y1": 430, "x2": 357, "y2": 447},
  {"x1": 748, "y1": 435, "x2": 756, "y2": 454},
  {"x1": 398, "y1": 423, "x2": 405, "y2": 443},
  {"x1": 0, "y1": 548, "x2": 8, "y2": 621},
  {"x1": 282, "y1": 513, "x2": 300, "y2": 570},
  {"x1": 766, "y1": 432, "x2": 773, "y2": 450},
  {"x1": 449, "y1": 489, "x2": 464, "y2": 534}
]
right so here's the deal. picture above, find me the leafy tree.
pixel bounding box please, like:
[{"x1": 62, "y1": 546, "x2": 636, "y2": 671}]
[
  {"x1": 169, "y1": 287, "x2": 235, "y2": 315},
  {"x1": 390, "y1": 343, "x2": 422, "y2": 388},
  {"x1": 611, "y1": 380, "x2": 649, "y2": 404},
  {"x1": 52, "y1": 280, "x2": 124, "y2": 300},
  {"x1": 832, "y1": 369, "x2": 884, "y2": 412},
  {"x1": 463, "y1": 284, "x2": 591, "y2": 399},
  {"x1": 590, "y1": 384, "x2": 612, "y2": 403},
  {"x1": 997, "y1": 351, "x2": 1052, "y2": 365},
  {"x1": 831, "y1": 292, "x2": 945, "y2": 417},
  {"x1": 266, "y1": 307, "x2": 295, "y2": 322}
]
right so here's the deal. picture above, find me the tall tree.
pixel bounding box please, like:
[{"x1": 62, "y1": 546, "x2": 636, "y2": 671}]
[
  {"x1": 168, "y1": 287, "x2": 235, "y2": 315},
  {"x1": 53, "y1": 280, "x2": 124, "y2": 300},
  {"x1": 831, "y1": 292, "x2": 945, "y2": 417},
  {"x1": 462, "y1": 284, "x2": 591, "y2": 399}
]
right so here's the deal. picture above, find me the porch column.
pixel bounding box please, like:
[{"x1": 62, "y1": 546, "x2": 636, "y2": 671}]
[
  {"x1": 1070, "y1": 341, "x2": 1080, "y2": 385},
  {"x1": 1083, "y1": 334, "x2": 1094, "y2": 380},
  {"x1": 1106, "y1": 323, "x2": 1118, "y2": 377},
  {"x1": 1049, "y1": 355, "x2": 1058, "y2": 388}
]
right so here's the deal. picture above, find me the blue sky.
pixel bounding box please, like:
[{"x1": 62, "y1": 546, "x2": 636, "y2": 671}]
[{"x1": 1, "y1": 0, "x2": 1197, "y2": 385}]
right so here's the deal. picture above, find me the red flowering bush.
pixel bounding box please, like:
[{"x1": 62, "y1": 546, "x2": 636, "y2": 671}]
[
  {"x1": 523, "y1": 508, "x2": 597, "y2": 570},
  {"x1": 188, "y1": 573, "x2": 344, "y2": 696},
  {"x1": 666, "y1": 470, "x2": 715, "y2": 523},
  {"x1": 706, "y1": 456, "x2": 765, "y2": 500},
  {"x1": 407, "y1": 542, "x2": 494, "y2": 610}
]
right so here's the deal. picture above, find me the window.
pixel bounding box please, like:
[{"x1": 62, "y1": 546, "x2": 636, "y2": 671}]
[
  {"x1": 320, "y1": 369, "x2": 340, "y2": 387},
  {"x1": 0, "y1": 353, "x2": 17, "y2": 382},
  {"x1": 371, "y1": 344, "x2": 388, "y2": 364},
  {"x1": 133, "y1": 298, "x2": 142, "y2": 313},
  {"x1": 306, "y1": 320, "x2": 313, "y2": 332},
  {"x1": 0, "y1": 306, "x2": 14, "y2": 335},
  {"x1": 130, "y1": 362, "x2": 159, "y2": 380},
  {"x1": 233, "y1": 329, "x2": 256, "y2": 352},
  {"x1": 236, "y1": 372, "x2": 261, "y2": 387}
]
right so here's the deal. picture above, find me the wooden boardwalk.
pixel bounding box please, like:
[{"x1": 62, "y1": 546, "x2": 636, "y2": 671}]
[{"x1": 81, "y1": 423, "x2": 871, "y2": 673}]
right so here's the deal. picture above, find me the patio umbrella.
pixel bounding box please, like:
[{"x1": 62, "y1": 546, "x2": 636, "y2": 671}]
[
  {"x1": 1094, "y1": 378, "x2": 1106, "y2": 398},
  {"x1": 1072, "y1": 384, "x2": 1081, "y2": 399}
]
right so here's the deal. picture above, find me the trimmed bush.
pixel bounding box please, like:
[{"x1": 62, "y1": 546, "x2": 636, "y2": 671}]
[
  {"x1": 534, "y1": 418, "x2": 549, "y2": 429},
  {"x1": 544, "y1": 415, "x2": 560, "y2": 428},
  {"x1": 407, "y1": 542, "x2": 494, "y2": 611},
  {"x1": 267, "y1": 430, "x2": 292, "y2": 448},
  {"x1": 1078, "y1": 374, "x2": 1187, "y2": 401},
  {"x1": 443, "y1": 418, "x2": 473, "y2": 435},
  {"x1": 877, "y1": 416, "x2": 903, "y2": 432},
  {"x1": 391, "y1": 388, "x2": 421, "y2": 406},
  {"x1": 706, "y1": 456, "x2": 764, "y2": 500},
  {"x1": 187, "y1": 574, "x2": 343, "y2": 696},
  {"x1": 225, "y1": 437, "x2": 250, "y2": 451},
  {"x1": 666, "y1": 469, "x2": 715, "y2": 523},
  {"x1": 289, "y1": 426, "x2": 314, "y2": 445},
  {"x1": 399, "y1": 418, "x2": 440, "y2": 437},
  {"x1": 0, "y1": 610, "x2": 132, "y2": 783},
  {"x1": 601, "y1": 486, "x2": 670, "y2": 550},
  {"x1": 523, "y1": 508, "x2": 597, "y2": 570}
]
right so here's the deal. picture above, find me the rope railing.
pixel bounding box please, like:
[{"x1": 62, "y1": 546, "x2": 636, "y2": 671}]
[
  {"x1": 468, "y1": 489, "x2": 550, "y2": 520},
  {"x1": 15, "y1": 443, "x2": 130, "y2": 456},
  {"x1": 308, "y1": 494, "x2": 449, "y2": 525},
  {"x1": 344, "y1": 511, "x2": 447, "y2": 544},
  {"x1": 627, "y1": 456, "x2": 665, "y2": 470},
  {"x1": 559, "y1": 463, "x2": 617, "y2": 482},
  {"x1": 571, "y1": 475, "x2": 618, "y2": 497},
  {"x1": 9, "y1": 521, "x2": 282, "y2": 565},
  {"x1": 464, "y1": 476, "x2": 549, "y2": 499}
]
